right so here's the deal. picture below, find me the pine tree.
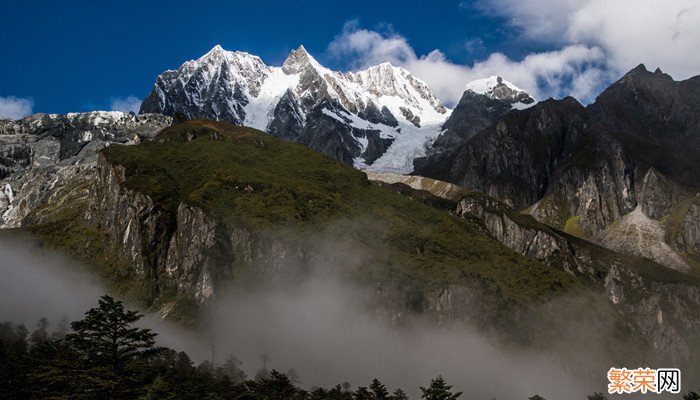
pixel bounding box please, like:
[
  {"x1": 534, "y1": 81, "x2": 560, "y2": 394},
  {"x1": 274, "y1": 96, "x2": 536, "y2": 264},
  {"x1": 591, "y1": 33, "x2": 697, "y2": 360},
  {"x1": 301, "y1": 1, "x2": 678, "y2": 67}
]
[
  {"x1": 370, "y1": 378, "x2": 390, "y2": 400},
  {"x1": 0, "y1": 322, "x2": 30, "y2": 399},
  {"x1": 256, "y1": 369, "x2": 303, "y2": 400},
  {"x1": 354, "y1": 386, "x2": 374, "y2": 400},
  {"x1": 66, "y1": 295, "x2": 160, "y2": 373},
  {"x1": 419, "y1": 376, "x2": 462, "y2": 400},
  {"x1": 391, "y1": 388, "x2": 410, "y2": 400},
  {"x1": 65, "y1": 295, "x2": 161, "y2": 398}
]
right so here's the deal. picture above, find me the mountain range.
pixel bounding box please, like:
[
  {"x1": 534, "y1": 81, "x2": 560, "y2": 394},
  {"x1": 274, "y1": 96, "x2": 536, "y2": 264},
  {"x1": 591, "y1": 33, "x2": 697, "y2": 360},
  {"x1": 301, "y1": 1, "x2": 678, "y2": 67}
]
[
  {"x1": 1, "y1": 45, "x2": 699, "y2": 388},
  {"x1": 140, "y1": 45, "x2": 534, "y2": 173}
]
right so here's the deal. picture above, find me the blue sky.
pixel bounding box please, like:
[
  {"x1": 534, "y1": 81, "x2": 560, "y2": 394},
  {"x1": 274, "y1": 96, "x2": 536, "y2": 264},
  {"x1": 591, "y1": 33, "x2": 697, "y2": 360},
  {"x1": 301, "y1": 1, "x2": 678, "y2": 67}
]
[{"x1": 1, "y1": 0, "x2": 698, "y2": 117}]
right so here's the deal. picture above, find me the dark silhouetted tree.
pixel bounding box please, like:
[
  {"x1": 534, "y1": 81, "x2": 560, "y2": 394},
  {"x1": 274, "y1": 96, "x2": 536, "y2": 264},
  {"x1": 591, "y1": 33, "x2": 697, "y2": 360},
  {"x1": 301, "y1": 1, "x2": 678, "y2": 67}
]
[
  {"x1": 391, "y1": 388, "x2": 410, "y2": 400},
  {"x1": 65, "y1": 295, "x2": 161, "y2": 398},
  {"x1": 256, "y1": 369, "x2": 304, "y2": 400},
  {"x1": 420, "y1": 376, "x2": 462, "y2": 400},
  {"x1": 0, "y1": 322, "x2": 30, "y2": 398},
  {"x1": 370, "y1": 378, "x2": 390, "y2": 400},
  {"x1": 66, "y1": 295, "x2": 160, "y2": 373},
  {"x1": 354, "y1": 386, "x2": 373, "y2": 400}
]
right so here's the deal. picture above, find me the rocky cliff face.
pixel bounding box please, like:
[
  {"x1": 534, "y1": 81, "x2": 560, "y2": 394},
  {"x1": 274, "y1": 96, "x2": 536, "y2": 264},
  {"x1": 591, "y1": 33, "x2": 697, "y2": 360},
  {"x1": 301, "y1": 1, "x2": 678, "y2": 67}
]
[
  {"x1": 421, "y1": 97, "x2": 588, "y2": 209},
  {"x1": 368, "y1": 171, "x2": 700, "y2": 367},
  {"x1": 414, "y1": 77, "x2": 536, "y2": 171},
  {"x1": 417, "y1": 65, "x2": 700, "y2": 272},
  {"x1": 0, "y1": 112, "x2": 172, "y2": 227},
  {"x1": 77, "y1": 156, "x2": 312, "y2": 310}
]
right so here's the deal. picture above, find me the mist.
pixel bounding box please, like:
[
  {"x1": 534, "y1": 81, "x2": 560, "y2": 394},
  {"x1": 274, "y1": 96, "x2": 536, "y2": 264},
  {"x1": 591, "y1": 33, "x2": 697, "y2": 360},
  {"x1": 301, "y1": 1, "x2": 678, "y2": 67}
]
[
  {"x1": 203, "y1": 274, "x2": 599, "y2": 399},
  {"x1": 0, "y1": 235, "x2": 605, "y2": 399},
  {"x1": 0, "y1": 237, "x2": 209, "y2": 359}
]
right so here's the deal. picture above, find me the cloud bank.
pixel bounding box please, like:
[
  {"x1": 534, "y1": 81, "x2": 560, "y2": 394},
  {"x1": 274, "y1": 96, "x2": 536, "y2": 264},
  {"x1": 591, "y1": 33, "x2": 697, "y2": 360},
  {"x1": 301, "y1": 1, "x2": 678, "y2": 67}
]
[
  {"x1": 0, "y1": 96, "x2": 34, "y2": 120},
  {"x1": 328, "y1": 1, "x2": 698, "y2": 106},
  {"x1": 110, "y1": 95, "x2": 142, "y2": 113},
  {"x1": 473, "y1": 0, "x2": 700, "y2": 79}
]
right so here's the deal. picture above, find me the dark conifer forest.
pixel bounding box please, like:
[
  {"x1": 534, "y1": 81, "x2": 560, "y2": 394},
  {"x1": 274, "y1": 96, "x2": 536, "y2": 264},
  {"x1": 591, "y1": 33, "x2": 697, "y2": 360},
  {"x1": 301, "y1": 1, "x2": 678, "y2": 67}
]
[{"x1": 3, "y1": 295, "x2": 699, "y2": 399}]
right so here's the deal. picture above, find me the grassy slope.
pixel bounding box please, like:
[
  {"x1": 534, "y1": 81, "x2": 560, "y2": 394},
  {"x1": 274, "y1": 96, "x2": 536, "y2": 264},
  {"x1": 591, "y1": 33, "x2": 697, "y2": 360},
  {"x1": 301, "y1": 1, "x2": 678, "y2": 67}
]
[
  {"x1": 15, "y1": 120, "x2": 699, "y2": 375},
  {"x1": 99, "y1": 120, "x2": 579, "y2": 306}
]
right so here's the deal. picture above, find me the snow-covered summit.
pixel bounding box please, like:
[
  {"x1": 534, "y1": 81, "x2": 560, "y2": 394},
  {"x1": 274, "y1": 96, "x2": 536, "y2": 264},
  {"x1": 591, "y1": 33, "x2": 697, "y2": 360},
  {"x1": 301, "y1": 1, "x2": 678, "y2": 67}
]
[
  {"x1": 141, "y1": 44, "x2": 453, "y2": 173},
  {"x1": 465, "y1": 76, "x2": 536, "y2": 109}
]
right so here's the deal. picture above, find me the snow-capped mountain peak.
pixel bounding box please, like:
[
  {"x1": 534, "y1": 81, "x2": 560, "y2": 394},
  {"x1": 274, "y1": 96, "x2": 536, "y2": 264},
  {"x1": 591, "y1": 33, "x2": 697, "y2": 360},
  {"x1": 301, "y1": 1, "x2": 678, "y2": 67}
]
[
  {"x1": 141, "y1": 45, "x2": 454, "y2": 174},
  {"x1": 465, "y1": 76, "x2": 536, "y2": 108},
  {"x1": 282, "y1": 45, "x2": 327, "y2": 75}
]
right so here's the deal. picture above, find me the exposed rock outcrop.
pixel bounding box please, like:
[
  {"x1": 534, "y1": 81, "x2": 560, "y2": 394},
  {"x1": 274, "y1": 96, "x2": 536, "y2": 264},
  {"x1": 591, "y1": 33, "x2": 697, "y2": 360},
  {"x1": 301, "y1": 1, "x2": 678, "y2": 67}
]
[
  {"x1": 369, "y1": 171, "x2": 700, "y2": 367},
  {"x1": 0, "y1": 112, "x2": 172, "y2": 227},
  {"x1": 416, "y1": 66, "x2": 700, "y2": 271}
]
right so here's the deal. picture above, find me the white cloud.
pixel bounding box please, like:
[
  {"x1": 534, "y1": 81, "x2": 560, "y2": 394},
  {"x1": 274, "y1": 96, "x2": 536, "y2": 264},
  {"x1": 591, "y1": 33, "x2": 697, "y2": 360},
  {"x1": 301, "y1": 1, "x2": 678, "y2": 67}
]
[
  {"x1": 328, "y1": 2, "x2": 698, "y2": 107},
  {"x1": 473, "y1": 0, "x2": 700, "y2": 80},
  {"x1": 110, "y1": 95, "x2": 142, "y2": 113},
  {"x1": 327, "y1": 22, "x2": 609, "y2": 106},
  {"x1": 0, "y1": 96, "x2": 34, "y2": 120}
]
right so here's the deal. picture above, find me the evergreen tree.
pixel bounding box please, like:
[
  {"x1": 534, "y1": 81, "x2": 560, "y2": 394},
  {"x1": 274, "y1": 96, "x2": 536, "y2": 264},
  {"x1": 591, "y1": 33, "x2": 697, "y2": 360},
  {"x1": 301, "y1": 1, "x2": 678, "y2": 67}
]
[
  {"x1": 419, "y1": 376, "x2": 462, "y2": 400},
  {"x1": 28, "y1": 339, "x2": 84, "y2": 398},
  {"x1": 370, "y1": 378, "x2": 390, "y2": 400},
  {"x1": 391, "y1": 388, "x2": 409, "y2": 400},
  {"x1": 256, "y1": 369, "x2": 303, "y2": 400},
  {"x1": 66, "y1": 295, "x2": 160, "y2": 373},
  {"x1": 139, "y1": 376, "x2": 178, "y2": 400},
  {"x1": 65, "y1": 295, "x2": 161, "y2": 398},
  {"x1": 0, "y1": 322, "x2": 30, "y2": 399},
  {"x1": 354, "y1": 386, "x2": 374, "y2": 400}
]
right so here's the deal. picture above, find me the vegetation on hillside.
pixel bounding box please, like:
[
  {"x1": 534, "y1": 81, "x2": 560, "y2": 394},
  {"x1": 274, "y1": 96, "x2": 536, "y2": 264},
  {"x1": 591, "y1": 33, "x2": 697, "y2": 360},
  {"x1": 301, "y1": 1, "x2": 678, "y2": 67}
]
[
  {"x1": 2, "y1": 295, "x2": 670, "y2": 400},
  {"x1": 98, "y1": 120, "x2": 578, "y2": 305},
  {"x1": 0, "y1": 296, "x2": 531, "y2": 400}
]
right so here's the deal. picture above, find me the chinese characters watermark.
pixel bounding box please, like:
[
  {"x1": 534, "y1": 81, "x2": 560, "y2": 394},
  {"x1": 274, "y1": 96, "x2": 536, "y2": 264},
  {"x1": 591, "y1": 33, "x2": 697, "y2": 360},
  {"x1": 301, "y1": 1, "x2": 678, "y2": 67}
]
[{"x1": 608, "y1": 367, "x2": 681, "y2": 394}]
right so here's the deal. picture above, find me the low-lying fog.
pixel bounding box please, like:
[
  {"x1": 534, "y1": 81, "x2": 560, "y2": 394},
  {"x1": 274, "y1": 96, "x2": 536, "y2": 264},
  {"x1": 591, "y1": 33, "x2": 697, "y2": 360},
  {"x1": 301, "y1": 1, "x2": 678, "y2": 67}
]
[{"x1": 0, "y1": 237, "x2": 602, "y2": 399}]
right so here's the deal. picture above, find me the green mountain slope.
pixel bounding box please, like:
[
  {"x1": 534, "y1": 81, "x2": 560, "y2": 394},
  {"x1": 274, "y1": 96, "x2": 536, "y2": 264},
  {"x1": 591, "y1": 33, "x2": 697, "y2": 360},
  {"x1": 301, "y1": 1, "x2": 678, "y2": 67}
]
[
  {"x1": 100, "y1": 120, "x2": 577, "y2": 302},
  {"x1": 9, "y1": 120, "x2": 700, "y2": 384}
]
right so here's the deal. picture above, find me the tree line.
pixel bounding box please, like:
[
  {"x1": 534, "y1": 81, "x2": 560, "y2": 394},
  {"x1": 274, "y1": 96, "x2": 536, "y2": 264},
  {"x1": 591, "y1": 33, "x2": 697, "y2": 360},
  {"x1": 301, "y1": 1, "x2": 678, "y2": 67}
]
[{"x1": 1, "y1": 295, "x2": 698, "y2": 400}]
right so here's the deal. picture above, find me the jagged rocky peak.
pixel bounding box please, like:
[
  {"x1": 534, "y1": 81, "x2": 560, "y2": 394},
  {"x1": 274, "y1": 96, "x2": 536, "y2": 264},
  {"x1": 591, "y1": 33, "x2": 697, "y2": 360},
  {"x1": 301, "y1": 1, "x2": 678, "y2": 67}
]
[
  {"x1": 348, "y1": 62, "x2": 448, "y2": 115},
  {"x1": 281, "y1": 45, "x2": 325, "y2": 74},
  {"x1": 619, "y1": 63, "x2": 674, "y2": 84},
  {"x1": 195, "y1": 44, "x2": 267, "y2": 68},
  {"x1": 465, "y1": 75, "x2": 535, "y2": 107},
  {"x1": 140, "y1": 44, "x2": 453, "y2": 173},
  {"x1": 413, "y1": 75, "x2": 536, "y2": 172}
]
